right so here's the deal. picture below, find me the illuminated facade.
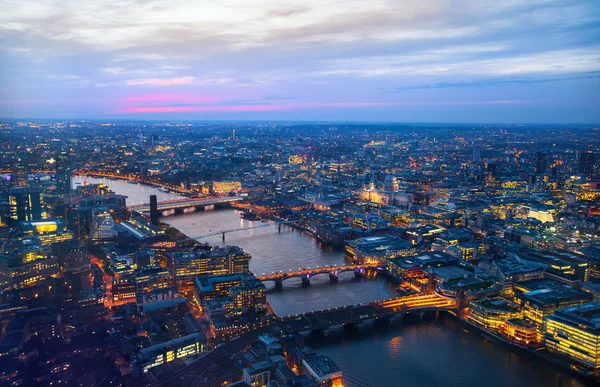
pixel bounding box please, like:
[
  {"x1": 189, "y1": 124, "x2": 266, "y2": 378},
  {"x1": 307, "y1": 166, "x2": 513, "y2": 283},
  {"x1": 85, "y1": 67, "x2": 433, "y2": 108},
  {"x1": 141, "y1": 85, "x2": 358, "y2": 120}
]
[
  {"x1": 345, "y1": 235, "x2": 416, "y2": 265},
  {"x1": 503, "y1": 318, "x2": 538, "y2": 344},
  {"x1": 0, "y1": 247, "x2": 60, "y2": 289},
  {"x1": 212, "y1": 181, "x2": 242, "y2": 193},
  {"x1": 468, "y1": 297, "x2": 522, "y2": 330},
  {"x1": 131, "y1": 333, "x2": 207, "y2": 377},
  {"x1": 8, "y1": 185, "x2": 46, "y2": 221},
  {"x1": 544, "y1": 301, "x2": 600, "y2": 368},
  {"x1": 19, "y1": 219, "x2": 73, "y2": 246},
  {"x1": 169, "y1": 245, "x2": 251, "y2": 290}
]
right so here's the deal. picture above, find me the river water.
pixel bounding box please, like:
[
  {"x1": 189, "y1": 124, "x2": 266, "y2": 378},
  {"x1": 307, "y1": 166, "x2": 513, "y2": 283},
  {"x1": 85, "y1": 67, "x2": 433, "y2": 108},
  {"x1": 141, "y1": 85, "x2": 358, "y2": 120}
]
[{"x1": 74, "y1": 176, "x2": 588, "y2": 387}]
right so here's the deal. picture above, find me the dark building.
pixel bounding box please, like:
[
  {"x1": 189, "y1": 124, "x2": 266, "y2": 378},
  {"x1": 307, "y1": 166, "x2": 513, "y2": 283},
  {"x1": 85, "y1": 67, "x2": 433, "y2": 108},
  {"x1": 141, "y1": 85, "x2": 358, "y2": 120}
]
[
  {"x1": 579, "y1": 150, "x2": 596, "y2": 178},
  {"x1": 149, "y1": 195, "x2": 158, "y2": 225},
  {"x1": 8, "y1": 185, "x2": 45, "y2": 221},
  {"x1": 55, "y1": 151, "x2": 73, "y2": 195},
  {"x1": 534, "y1": 151, "x2": 547, "y2": 175}
]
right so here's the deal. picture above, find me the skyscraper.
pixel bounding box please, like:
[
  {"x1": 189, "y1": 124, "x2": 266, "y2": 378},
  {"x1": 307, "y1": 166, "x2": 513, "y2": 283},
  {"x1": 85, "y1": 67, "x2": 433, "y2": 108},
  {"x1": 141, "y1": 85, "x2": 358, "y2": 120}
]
[
  {"x1": 149, "y1": 195, "x2": 159, "y2": 225},
  {"x1": 579, "y1": 151, "x2": 596, "y2": 179},
  {"x1": 534, "y1": 151, "x2": 547, "y2": 175},
  {"x1": 8, "y1": 185, "x2": 46, "y2": 221},
  {"x1": 55, "y1": 151, "x2": 73, "y2": 195}
]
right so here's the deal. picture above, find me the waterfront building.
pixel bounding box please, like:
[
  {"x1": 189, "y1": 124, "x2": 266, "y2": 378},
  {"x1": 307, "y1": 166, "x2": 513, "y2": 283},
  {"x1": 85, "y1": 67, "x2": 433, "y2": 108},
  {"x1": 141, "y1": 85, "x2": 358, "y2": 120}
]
[
  {"x1": 302, "y1": 355, "x2": 342, "y2": 387},
  {"x1": 345, "y1": 234, "x2": 416, "y2": 265},
  {"x1": 468, "y1": 296, "x2": 522, "y2": 330},
  {"x1": 517, "y1": 283, "x2": 593, "y2": 333},
  {"x1": 168, "y1": 246, "x2": 251, "y2": 291},
  {"x1": 117, "y1": 216, "x2": 167, "y2": 245},
  {"x1": 8, "y1": 185, "x2": 46, "y2": 221},
  {"x1": 194, "y1": 272, "x2": 266, "y2": 309},
  {"x1": 131, "y1": 332, "x2": 207, "y2": 377},
  {"x1": 544, "y1": 301, "x2": 600, "y2": 368},
  {"x1": 386, "y1": 251, "x2": 458, "y2": 282},
  {"x1": 503, "y1": 318, "x2": 538, "y2": 344},
  {"x1": 212, "y1": 181, "x2": 242, "y2": 193}
]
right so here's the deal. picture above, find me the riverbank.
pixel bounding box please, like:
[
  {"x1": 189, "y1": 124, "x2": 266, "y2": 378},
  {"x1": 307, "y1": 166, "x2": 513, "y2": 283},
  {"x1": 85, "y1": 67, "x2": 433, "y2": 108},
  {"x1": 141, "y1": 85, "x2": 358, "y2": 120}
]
[{"x1": 459, "y1": 316, "x2": 599, "y2": 385}]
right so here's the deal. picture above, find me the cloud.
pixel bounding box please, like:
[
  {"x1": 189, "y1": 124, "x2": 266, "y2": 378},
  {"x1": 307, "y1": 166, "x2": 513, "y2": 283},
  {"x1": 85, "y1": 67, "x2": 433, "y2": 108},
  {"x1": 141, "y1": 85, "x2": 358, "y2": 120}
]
[
  {"x1": 117, "y1": 99, "x2": 531, "y2": 114},
  {"x1": 125, "y1": 77, "x2": 196, "y2": 86},
  {"x1": 388, "y1": 73, "x2": 600, "y2": 91}
]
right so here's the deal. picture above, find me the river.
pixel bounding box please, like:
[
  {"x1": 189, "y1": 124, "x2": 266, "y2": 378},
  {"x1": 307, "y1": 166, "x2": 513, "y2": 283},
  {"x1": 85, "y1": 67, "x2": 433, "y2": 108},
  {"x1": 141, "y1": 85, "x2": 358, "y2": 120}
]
[{"x1": 74, "y1": 176, "x2": 589, "y2": 387}]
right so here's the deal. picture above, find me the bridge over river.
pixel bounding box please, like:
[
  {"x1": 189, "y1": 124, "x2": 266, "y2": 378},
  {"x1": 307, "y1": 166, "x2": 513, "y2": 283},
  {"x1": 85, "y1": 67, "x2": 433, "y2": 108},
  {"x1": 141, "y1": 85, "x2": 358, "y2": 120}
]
[{"x1": 256, "y1": 264, "x2": 380, "y2": 289}]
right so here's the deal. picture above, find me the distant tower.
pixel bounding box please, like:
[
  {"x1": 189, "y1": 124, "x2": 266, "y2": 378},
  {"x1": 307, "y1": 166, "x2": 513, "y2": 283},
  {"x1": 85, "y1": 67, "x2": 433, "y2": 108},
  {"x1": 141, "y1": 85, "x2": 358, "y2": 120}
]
[
  {"x1": 307, "y1": 152, "x2": 313, "y2": 182},
  {"x1": 231, "y1": 129, "x2": 236, "y2": 143},
  {"x1": 56, "y1": 150, "x2": 73, "y2": 195},
  {"x1": 579, "y1": 151, "x2": 596, "y2": 179},
  {"x1": 534, "y1": 151, "x2": 547, "y2": 175},
  {"x1": 472, "y1": 148, "x2": 481, "y2": 163},
  {"x1": 11, "y1": 163, "x2": 28, "y2": 188},
  {"x1": 149, "y1": 195, "x2": 159, "y2": 225}
]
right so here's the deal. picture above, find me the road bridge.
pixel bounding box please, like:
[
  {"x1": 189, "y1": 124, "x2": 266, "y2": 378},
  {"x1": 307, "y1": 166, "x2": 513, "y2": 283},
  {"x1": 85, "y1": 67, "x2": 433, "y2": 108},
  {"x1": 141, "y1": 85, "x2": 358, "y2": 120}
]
[
  {"x1": 256, "y1": 264, "x2": 380, "y2": 289},
  {"x1": 128, "y1": 196, "x2": 244, "y2": 215},
  {"x1": 280, "y1": 293, "x2": 456, "y2": 332},
  {"x1": 156, "y1": 293, "x2": 456, "y2": 386}
]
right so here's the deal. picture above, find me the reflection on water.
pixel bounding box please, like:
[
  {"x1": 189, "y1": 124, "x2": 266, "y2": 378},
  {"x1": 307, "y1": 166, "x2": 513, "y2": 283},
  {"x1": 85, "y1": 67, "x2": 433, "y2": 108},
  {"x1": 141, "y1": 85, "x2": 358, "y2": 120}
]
[
  {"x1": 311, "y1": 314, "x2": 587, "y2": 387},
  {"x1": 84, "y1": 178, "x2": 588, "y2": 387}
]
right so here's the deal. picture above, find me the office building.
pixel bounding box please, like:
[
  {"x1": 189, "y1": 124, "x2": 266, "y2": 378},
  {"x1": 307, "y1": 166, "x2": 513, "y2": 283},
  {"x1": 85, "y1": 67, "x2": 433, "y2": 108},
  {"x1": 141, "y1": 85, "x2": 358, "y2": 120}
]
[
  {"x1": 346, "y1": 235, "x2": 416, "y2": 265},
  {"x1": 534, "y1": 151, "x2": 547, "y2": 175},
  {"x1": 168, "y1": 245, "x2": 251, "y2": 290},
  {"x1": 55, "y1": 151, "x2": 73, "y2": 195},
  {"x1": 149, "y1": 194, "x2": 159, "y2": 225},
  {"x1": 544, "y1": 301, "x2": 600, "y2": 368},
  {"x1": 468, "y1": 296, "x2": 522, "y2": 330},
  {"x1": 579, "y1": 150, "x2": 597, "y2": 179},
  {"x1": 8, "y1": 185, "x2": 46, "y2": 221},
  {"x1": 131, "y1": 332, "x2": 206, "y2": 377}
]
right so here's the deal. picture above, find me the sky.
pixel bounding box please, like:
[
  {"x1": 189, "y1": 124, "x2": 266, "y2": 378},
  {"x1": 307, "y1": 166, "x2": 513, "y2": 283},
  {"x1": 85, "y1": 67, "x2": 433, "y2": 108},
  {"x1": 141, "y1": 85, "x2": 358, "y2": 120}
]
[{"x1": 1, "y1": 0, "x2": 599, "y2": 123}]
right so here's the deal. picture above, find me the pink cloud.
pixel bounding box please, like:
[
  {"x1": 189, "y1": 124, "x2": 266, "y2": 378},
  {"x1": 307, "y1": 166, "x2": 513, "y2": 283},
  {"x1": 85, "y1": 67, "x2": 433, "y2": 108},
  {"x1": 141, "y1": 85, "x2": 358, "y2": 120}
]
[
  {"x1": 122, "y1": 94, "x2": 220, "y2": 103},
  {"x1": 125, "y1": 77, "x2": 195, "y2": 87},
  {"x1": 121, "y1": 105, "x2": 284, "y2": 113},
  {"x1": 117, "y1": 99, "x2": 532, "y2": 114}
]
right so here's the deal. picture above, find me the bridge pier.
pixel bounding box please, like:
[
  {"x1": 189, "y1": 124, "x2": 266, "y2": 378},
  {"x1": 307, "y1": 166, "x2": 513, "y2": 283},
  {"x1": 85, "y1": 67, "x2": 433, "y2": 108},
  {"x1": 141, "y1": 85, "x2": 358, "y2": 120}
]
[
  {"x1": 354, "y1": 268, "x2": 365, "y2": 280},
  {"x1": 343, "y1": 322, "x2": 360, "y2": 333},
  {"x1": 278, "y1": 223, "x2": 282, "y2": 233},
  {"x1": 329, "y1": 271, "x2": 339, "y2": 282},
  {"x1": 301, "y1": 274, "x2": 311, "y2": 286},
  {"x1": 222, "y1": 232, "x2": 226, "y2": 242},
  {"x1": 274, "y1": 279, "x2": 283, "y2": 290}
]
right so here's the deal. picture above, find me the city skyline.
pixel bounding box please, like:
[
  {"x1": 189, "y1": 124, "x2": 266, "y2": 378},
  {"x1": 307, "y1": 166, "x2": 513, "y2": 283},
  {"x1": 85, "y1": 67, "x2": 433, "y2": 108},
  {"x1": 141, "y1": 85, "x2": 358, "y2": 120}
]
[{"x1": 2, "y1": 0, "x2": 600, "y2": 123}]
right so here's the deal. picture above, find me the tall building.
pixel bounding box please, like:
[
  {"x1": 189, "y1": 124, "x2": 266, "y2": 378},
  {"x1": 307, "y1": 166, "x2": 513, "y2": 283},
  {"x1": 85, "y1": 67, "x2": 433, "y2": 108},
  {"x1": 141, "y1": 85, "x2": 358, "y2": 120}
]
[
  {"x1": 55, "y1": 151, "x2": 73, "y2": 195},
  {"x1": 8, "y1": 185, "x2": 46, "y2": 221},
  {"x1": 10, "y1": 164, "x2": 28, "y2": 188},
  {"x1": 149, "y1": 195, "x2": 159, "y2": 225},
  {"x1": 579, "y1": 150, "x2": 596, "y2": 179},
  {"x1": 534, "y1": 151, "x2": 547, "y2": 175}
]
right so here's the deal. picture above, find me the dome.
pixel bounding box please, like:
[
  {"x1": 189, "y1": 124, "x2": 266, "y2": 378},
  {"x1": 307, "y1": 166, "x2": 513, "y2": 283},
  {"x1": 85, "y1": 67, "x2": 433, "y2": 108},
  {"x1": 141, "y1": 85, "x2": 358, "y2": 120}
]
[{"x1": 384, "y1": 174, "x2": 397, "y2": 183}]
